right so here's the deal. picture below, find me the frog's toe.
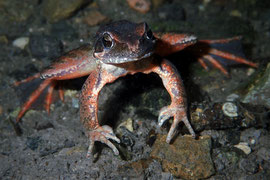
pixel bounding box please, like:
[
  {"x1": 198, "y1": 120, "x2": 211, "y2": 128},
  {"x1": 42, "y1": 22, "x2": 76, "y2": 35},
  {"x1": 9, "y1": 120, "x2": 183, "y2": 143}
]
[
  {"x1": 158, "y1": 105, "x2": 196, "y2": 143},
  {"x1": 87, "y1": 125, "x2": 120, "y2": 157},
  {"x1": 158, "y1": 106, "x2": 172, "y2": 127}
]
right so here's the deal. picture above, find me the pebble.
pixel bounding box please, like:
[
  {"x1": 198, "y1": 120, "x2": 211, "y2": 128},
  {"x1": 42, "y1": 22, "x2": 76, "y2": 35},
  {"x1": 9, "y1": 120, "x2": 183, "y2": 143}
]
[
  {"x1": 222, "y1": 102, "x2": 238, "y2": 117},
  {"x1": 226, "y1": 93, "x2": 239, "y2": 102},
  {"x1": 118, "y1": 118, "x2": 134, "y2": 132},
  {"x1": 12, "y1": 37, "x2": 29, "y2": 49},
  {"x1": 234, "y1": 142, "x2": 252, "y2": 155},
  {"x1": 0, "y1": 35, "x2": 8, "y2": 44},
  {"x1": 126, "y1": 0, "x2": 151, "y2": 14}
]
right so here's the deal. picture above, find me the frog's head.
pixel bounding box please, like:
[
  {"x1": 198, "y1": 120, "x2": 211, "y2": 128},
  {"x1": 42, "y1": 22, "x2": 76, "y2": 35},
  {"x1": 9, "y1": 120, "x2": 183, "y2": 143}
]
[{"x1": 94, "y1": 20, "x2": 156, "y2": 64}]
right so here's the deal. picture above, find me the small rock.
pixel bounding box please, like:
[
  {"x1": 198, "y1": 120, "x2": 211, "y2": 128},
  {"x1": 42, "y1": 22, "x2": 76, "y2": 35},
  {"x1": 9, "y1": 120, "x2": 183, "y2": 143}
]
[
  {"x1": 126, "y1": 0, "x2": 151, "y2": 14},
  {"x1": 118, "y1": 118, "x2": 134, "y2": 132},
  {"x1": 222, "y1": 102, "x2": 238, "y2": 117},
  {"x1": 0, "y1": 35, "x2": 8, "y2": 44},
  {"x1": 230, "y1": 10, "x2": 242, "y2": 17},
  {"x1": 84, "y1": 10, "x2": 108, "y2": 26},
  {"x1": 12, "y1": 37, "x2": 29, "y2": 49},
  {"x1": 26, "y1": 136, "x2": 42, "y2": 151},
  {"x1": 226, "y1": 93, "x2": 239, "y2": 102},
  {"x1": 234, "y1": 142, "x2": 252, "y2": 155},
  {"x1": 72, "y1": 98, "x2": 79, "y2": 109},
  {"x1": 150, "y1": 135, "x2": 215, "y2": 179}
]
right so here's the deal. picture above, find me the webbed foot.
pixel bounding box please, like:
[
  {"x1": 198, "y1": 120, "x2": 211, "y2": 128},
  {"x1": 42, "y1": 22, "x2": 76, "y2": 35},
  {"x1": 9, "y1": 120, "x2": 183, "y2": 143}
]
[
  {"x1": 87, "y1": 125, "x2": 120, "y2": 157},
  {"x1": 158, "y1": 105, "x2": 195, "y2": 143}
]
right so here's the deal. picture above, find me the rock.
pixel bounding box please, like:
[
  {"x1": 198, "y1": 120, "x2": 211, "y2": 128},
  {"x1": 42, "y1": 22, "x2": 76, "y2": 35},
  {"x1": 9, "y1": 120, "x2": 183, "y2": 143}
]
[
  {"x1": 42, "y1": 0, "x2": 90, "y2": 23},
  {"x1": 190, "y1": 101, "x2": 263, "y2": 131},
  {"x1": 84, "y1": 10, "x2": 108, "y2": 26},
  {"x1": 126, "y1": 0, "x2": 151, "y2": 14},
  {"x1": 230, "y1": 10, "x2": 242, "y2": 17},
  {"x1": 234, "y1": 142, "x2": 252, "y2": 155},
  {"x1": 12, "y1": 37, "x2": 29, "y2": 49},
  {"x1": 26, "y1": 136, "x2": 41, "y2": 151},
  {"x1": 222, "y1": 102, "x2": 238, "y2": 117},
  {"x1": 150, "y1": 135, "x2": 215, "y2": 179},
  {"x1": 118, "y1": 118, "x2": 134, "y2": 132},
  {"x1": 241, "y1": 62, "x2": 270, "y2": 108},
  {"x1": 0, "y1": 35, "x2": 8, "y2": 44}
]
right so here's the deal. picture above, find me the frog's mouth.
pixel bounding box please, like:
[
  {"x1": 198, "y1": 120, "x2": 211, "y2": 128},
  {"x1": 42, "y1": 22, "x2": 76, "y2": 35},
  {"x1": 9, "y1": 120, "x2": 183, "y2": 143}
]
[
  {"x1": 95, "y1": 43, "x2": 156, "y2": 64},
  {"x1": 99, "y1": 51, "x2": 154, "y2": 64}
]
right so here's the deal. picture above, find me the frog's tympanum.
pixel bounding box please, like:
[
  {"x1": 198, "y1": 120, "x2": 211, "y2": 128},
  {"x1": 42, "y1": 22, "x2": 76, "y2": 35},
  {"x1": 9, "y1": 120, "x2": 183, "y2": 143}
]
[{"x1": 15, "y1": 20, "x2": 257, "y2": 157}]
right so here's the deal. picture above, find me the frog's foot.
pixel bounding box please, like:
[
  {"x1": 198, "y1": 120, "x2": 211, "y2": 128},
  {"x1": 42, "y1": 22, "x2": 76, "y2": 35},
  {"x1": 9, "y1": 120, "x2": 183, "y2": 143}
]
[
  {"x1": 14, "y1": 76, "x2": 64, "y2": 122},
  {"x1": 158, "y1": 105, "x2": 195, "y2": 143},
  {"x1": 87, "y1": 125, "x2": 120, "y2": 157}
]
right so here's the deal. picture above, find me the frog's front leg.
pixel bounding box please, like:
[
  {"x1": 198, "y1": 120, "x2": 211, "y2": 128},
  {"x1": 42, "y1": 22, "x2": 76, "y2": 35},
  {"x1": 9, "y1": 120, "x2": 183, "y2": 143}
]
[
  {"x1": 150, "y1": 59, "x2": 195, "y2": 143},
  {"x1": 80, "y1": 68, "x2": 125, "y2": 157}
]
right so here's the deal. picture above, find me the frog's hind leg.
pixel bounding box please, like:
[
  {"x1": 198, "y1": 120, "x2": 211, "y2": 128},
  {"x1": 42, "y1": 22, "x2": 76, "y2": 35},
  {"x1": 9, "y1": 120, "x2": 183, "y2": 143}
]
[
  {"x1": 207, "y1": 47, "x2": 257, "y2": 67},
  {"x1": 197, "y1": 37, "x2": 257, "y2": 75},
  {"x1": 199, "y1": 55, "x2": 229, "y2": 75},
  {"x1": 15, "y1": 77, "x2": 59, "y2": 122}
]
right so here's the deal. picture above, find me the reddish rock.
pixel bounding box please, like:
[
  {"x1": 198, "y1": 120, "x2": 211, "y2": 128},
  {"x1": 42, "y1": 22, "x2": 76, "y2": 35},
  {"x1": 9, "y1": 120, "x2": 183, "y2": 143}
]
[
  {"x1": 150, "y1": 135, "x2": 215, "y2": 179},
  {"x1": 126, "y1": 0, "x2": 151, "y2": 14}
]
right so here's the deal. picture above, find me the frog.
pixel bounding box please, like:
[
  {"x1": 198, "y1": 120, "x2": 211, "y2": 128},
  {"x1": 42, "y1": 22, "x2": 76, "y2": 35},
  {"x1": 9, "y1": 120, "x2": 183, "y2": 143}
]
[{"x1": 15, "y1": 20, "x2": 257, "y2": 157}]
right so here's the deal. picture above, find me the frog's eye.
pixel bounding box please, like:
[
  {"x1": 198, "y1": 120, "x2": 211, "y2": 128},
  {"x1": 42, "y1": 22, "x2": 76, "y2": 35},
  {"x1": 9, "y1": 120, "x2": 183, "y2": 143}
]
[
  {"x1": 102, "y1": 33, "x2": 113, "y2": 49},
  {"x1": 145, "y1": 29, "x2": 153, "y2": 40}
]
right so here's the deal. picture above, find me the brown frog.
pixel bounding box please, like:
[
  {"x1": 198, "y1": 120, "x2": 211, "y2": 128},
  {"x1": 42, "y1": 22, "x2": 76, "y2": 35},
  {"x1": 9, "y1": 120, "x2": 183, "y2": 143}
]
[{"x1": 15, "y1": 20, "x2": 257, "y2": 157}]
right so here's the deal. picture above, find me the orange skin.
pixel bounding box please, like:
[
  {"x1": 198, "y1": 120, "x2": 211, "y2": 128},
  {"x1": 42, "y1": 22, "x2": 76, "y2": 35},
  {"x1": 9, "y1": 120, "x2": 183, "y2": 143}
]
[{"x1": 15, "y1": 20, "x2": 257, "y2": 157}]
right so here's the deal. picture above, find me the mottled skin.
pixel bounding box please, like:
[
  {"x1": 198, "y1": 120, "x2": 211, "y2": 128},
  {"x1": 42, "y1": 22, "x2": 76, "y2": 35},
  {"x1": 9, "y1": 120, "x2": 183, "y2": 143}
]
[{"x1": 15, "y1": 20, "x2": 257, "y2": 157}]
